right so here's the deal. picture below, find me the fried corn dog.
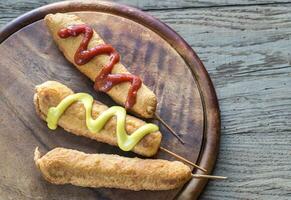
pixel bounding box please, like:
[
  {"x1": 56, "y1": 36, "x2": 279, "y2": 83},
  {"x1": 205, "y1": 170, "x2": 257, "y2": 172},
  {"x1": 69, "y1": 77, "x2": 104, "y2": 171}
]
[
  {"x1": 45, "y1": 13, "x2": 157, "y2": 118},
  {"x1": 34, "y1": 81, "x2": 161, "y2": 157},
  {"x1": 34, "y1": 147, "x2": 191, "y2": 191}
]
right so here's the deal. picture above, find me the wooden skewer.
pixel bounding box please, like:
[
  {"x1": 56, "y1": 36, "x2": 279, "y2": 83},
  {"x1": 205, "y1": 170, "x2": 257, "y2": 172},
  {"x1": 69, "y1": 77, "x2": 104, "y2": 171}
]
[
  {"x1": 159, "y1": 146, "x2": 207, "y2": 172},
  {"x1": 154, "y1": 113, "x2": 185, "y2": 144},
  {"x1": 191, "y1": 174, "x2": 227, "y2": 180}
]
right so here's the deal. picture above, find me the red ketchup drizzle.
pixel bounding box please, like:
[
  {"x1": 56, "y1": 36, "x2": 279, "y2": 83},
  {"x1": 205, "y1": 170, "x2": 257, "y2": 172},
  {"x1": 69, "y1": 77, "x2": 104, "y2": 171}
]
[{"x1": 58, "y1": 24, "x2": 142, "y2": 109}]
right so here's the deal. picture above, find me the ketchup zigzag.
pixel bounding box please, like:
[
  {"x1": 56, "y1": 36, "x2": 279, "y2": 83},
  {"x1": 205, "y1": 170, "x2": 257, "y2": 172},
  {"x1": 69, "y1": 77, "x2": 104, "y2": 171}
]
[{"x1": 58, "y1": 24, "x2": 142, "y2": 109}]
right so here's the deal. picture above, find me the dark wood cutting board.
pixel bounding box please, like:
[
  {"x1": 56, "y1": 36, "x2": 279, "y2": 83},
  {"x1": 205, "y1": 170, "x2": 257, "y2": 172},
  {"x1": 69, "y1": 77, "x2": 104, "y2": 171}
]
[{"x1": 0, "y1": 1, "x2": 220, "y2": 200}]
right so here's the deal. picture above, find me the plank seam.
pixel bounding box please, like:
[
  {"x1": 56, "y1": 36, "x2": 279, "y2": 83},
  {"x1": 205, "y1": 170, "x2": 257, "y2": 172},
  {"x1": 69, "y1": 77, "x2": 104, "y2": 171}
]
[{"x1": 141, "y1": 1, "x2": 291, "y2": 12}]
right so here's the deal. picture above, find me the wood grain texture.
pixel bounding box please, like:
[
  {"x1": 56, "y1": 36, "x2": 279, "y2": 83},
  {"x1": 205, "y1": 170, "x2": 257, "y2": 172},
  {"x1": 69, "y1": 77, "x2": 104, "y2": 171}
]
[
  {"x1": 113, "y1": 0, "x2": 291, "y2": 9},
  {"x1": 1, "y1": 0, "x2": 291, "y2": 200},
  {"x1": 151, "y1": 4, "x2": 291, "y2": 200},
  {"x1": 1, "y1": 0, "x2": 291, "y2": 27}
]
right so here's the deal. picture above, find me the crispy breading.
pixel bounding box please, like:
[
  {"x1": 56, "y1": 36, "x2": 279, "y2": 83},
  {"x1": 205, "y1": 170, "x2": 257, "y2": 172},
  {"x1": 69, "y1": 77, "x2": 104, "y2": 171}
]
[
  {"x1": 33, "y1": 81, "x2": 162, "y2": 157},
  {"x1": 34, "y1": 147, "x2": 191, "y2": 191},
  {"x1": 44, "y1": 13, "x2": 157, "y2": 118}
]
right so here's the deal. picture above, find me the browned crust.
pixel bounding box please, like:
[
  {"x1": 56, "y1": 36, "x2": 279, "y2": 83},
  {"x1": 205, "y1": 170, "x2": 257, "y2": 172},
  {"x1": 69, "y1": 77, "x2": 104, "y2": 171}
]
[
  {"x1": 44, "y1": 13, "x2": 157, "y2": 118},
  {"x1": 33, "y1": 81, "x2": 162, "y2": 157},
  {"x1": 34, "y1": 147, "x2": 191, "y2": 191}
]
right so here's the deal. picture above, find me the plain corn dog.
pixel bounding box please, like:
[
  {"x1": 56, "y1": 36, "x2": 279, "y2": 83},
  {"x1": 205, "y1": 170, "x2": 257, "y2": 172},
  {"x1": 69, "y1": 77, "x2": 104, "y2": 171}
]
[
  {"x1": 34, "y1": 147, "x2": 192, "y2": 191},
  {"x1": 44, "y1": 13, "x2": 157, "y2": 118},
  {"x1": 33, "y1": 81, "x2": 161, "y2": 157}
]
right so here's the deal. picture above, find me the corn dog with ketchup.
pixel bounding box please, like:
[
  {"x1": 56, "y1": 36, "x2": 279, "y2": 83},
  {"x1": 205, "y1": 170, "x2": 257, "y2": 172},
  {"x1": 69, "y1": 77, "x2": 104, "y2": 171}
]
[
  {"x1": 44, "y1": 13, "x2": 157, "y2": 118},
  {"x1": 34, "y1": 81, "x2": 161, "y2": 157},
  {"x1": 34, "y1": 147, "x2": 191, "y2": 191}
]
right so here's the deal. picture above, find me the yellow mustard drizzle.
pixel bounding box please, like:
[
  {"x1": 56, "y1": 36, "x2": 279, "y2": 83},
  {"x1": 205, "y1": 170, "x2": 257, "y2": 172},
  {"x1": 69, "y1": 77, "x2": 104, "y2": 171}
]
[{"x1": 46, "y1": 93, "x2": 159, "y2": 151}]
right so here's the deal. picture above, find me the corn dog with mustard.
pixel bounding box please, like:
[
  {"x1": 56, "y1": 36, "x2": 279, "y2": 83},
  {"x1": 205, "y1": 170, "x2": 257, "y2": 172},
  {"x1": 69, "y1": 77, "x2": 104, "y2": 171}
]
[
  {"x1": 45, "y1": 13, "x2": 157, "y2": 118},
  {"x1": 34, "y1": 81, "x2": 161, "y2": 157},
  {"x1": 34, "y1": 147, "x2": 191, "y2": 191}
]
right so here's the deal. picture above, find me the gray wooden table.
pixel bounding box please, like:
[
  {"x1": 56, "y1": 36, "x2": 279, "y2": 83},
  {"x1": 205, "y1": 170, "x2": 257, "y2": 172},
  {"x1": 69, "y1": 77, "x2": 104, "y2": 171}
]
[{"x1": 1, "y1": 0, "x2": 290, "y2": 199}]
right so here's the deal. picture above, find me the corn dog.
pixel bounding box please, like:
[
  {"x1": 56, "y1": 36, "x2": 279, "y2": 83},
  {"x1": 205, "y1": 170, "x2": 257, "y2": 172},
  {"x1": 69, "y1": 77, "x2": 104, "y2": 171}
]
[
  {"x1": 44, "y1": 13, "x2": 157, "y2": 118},
  {"x1": 34, "y1": 147, "x2": 191, "y2": 191},
  {"x1": 33, "y1": 81, "x2": 161, "y2": 157}
]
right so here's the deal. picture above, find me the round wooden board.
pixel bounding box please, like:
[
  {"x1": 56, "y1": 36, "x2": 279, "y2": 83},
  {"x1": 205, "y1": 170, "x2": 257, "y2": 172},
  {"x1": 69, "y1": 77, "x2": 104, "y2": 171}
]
[{"x1": 0, "y1": 1, "x2": 220, "y2": 200}]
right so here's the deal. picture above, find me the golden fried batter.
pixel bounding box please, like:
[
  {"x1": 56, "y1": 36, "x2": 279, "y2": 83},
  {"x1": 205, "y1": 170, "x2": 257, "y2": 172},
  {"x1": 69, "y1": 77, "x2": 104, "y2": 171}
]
[
  {"x1": 45, "y1": 13, "x2": 157, "y2": 118},
  {"x1": 34, "y1": 147, "x2": 191, "y2": 191},
  {"x1": 34, "y1": 81, "x2": 161, "y2": 157}
]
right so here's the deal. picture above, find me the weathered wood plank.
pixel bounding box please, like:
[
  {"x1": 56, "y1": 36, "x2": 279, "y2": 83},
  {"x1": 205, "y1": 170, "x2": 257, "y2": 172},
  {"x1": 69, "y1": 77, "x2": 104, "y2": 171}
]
[
  {"x1": 149, "y1": 4, "x2": 291, "y2": 200},
  {"x1": 1, "y1": 0, "x2": 291, "y2": 27},
  {"x1": 113, "y1": 0, "x2": 291, "y2": 9}
]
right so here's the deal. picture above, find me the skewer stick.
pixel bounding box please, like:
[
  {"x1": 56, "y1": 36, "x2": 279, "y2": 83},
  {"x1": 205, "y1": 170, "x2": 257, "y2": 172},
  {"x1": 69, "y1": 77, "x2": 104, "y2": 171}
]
[
  {"x1": 191, "y1": 174, "x2": 227, "y2": 180},
  {"x1": 154, "y1": 113, "x2": 185, "y2": 144},
  {"x1": 159, "y1": 146, "x2": 207, "y2": 172}
]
